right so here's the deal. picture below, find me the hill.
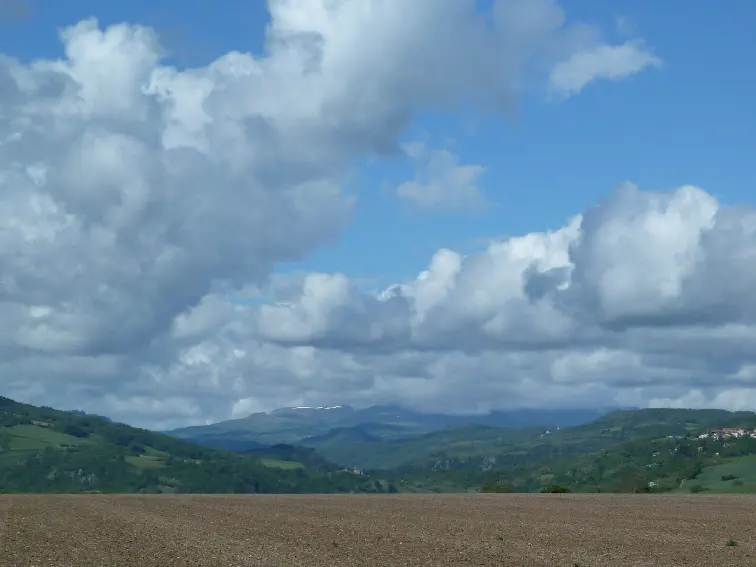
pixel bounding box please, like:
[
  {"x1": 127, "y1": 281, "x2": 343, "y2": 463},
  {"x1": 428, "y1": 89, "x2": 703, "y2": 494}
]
[
  {"x1": 0, "y1": 396, "x2": 395, "y2": 494},
  {"x1": 502, "y1": 420, "x2": 756, "y2": 494},
  {"x1": 676, "y1": 455, "x2": 756, "y2": 494},
  {"x1": 299, "y1": 408, "x2": 747, "y2": 471},
  {"x1": 165, "y1": 404, "x2": 615, "y2": 448},
  {"x1": 379, "y1": 408, "x2": 756, "y2": 493}
]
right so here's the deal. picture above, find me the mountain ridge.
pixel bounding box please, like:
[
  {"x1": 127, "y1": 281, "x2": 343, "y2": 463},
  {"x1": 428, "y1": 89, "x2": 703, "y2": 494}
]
[{"x1": 165, "y1": 404, "x2": 622, "y2": 448}]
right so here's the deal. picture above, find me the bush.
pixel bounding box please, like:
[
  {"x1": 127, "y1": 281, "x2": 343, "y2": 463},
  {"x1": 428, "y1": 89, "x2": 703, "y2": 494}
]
[
  {"x1": 127, "y1": 442, "x2": 146, "y2": 456},
  {"x1": 686, "y1": 462, "x2": 704, "y2": 480},
  {"x1": 733, "y1": 479, "x2": 744, "y2": 486},
  {"x1": 480, "y1": 479, "x2": 515, "y2": 493},
  {"x1": 541, "y1": 484, "x2": 572, "y2": 493},
  {"x1": 61, "y1": 423, "x2": 89, "y2": 438},
  {"x1": 689, "y1": 483, "x2": 707, "y2": 493},
  {"x1": 721, "y1": 474, "x2": 738, "y2": 481}
]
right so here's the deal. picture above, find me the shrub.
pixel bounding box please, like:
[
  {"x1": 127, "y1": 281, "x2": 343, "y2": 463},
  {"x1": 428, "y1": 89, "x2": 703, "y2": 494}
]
[
  {"x1": 732, "y1": 479, "x2": 744, "y2": 486},
  {"x1": 541, "y1": 484, "x2": 572, "y2": 494},
  {"x1": 480, "y1": 479, "x2": 515, "y2": 493},
  {"x1": 721, "y1": 474, "x2": 738, "y2": 481},
  {"x1": 689, "y1": 484, "x2": 707, "y2": 493}
]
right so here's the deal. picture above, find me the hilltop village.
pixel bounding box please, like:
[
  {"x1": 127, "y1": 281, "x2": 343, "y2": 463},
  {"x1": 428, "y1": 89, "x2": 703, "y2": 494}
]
[{"x1": 697, "y1": 428, "x2": 756, "y2": 440}]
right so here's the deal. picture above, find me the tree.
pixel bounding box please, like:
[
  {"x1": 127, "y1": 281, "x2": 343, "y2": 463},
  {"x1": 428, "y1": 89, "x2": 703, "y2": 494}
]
[
  {"x1": 61, "y1": 423, "x2": 88, "y2": 438},
  {"x1": 0, "y1": 429, "x2": 10, "y2": 452},
  {"x1": 127, "y1": 442, "x2": 146, "y2": 456}
]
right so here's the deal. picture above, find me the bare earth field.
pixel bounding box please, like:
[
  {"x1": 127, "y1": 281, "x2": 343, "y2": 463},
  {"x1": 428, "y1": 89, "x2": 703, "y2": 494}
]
[{"x1": 1, "y1": 494, "x2": 755, "y2": 567}]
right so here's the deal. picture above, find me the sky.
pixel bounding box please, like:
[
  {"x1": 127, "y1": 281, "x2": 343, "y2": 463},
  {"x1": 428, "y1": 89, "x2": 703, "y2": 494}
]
[{"x1": 0, "y1": 0, "x2": 754, "y2": 429}]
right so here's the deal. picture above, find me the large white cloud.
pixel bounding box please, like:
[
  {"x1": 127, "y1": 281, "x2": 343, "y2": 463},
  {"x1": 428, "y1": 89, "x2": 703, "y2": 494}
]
[
  {"x1": 228, "y1": 184, "x2": 756, "y2": 418},
  {"x1": 1, "y1": 1, "x2": 666, "y2": 428}
]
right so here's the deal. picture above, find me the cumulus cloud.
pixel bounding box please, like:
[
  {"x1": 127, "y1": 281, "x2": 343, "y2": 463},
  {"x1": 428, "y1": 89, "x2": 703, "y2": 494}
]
[
  {"x1": 396, "y1": 143, "x2": 487, "y2": 212},
  {"x1": 549, "y1": 40, "x2": 661, "y2": 96},
  {"x1": 0, "y1": 1, "x2": 667, "y2": 428},
  {"x1": 226, "y1": 184, "x2": 756, "y2": 416}
]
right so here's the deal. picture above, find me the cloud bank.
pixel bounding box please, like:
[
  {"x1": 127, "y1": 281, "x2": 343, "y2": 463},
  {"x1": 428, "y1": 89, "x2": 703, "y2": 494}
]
[
  {"x1": 0, "y1": 0, "x2": 699, "y2": 429},
  {"x1": 246, "y1": 183, "x2": 756, "y2": 416}
]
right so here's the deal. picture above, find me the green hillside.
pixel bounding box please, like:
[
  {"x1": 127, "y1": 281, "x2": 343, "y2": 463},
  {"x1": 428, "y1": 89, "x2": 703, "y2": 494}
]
[
  {"x1": 528, "y1": 426, "x2": 756, "y2": 494},
  {"x1": 672, "y1": 455, "x2": 756, "y2": 494},
  {"x1": 0, "y1": 397, "x2": 395, "y2": 494},
  {"x1": 383, "y1": 409, "x2": 756, "y2": 494},
  {"x1": 356, "y1": 409, "x2": 756, "y2": 492},
  {"x1": 302, "y1": 408, "x2": 751, "y2": 473}
]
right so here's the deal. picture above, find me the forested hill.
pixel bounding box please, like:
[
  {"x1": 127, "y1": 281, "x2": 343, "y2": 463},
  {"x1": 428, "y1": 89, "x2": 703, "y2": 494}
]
[
  {"x1": 0, "y1": 396, "x2": 395, "y2": 494},
  {"x1": 376, "y1": 407, "x2": 756, "y2": 494}
]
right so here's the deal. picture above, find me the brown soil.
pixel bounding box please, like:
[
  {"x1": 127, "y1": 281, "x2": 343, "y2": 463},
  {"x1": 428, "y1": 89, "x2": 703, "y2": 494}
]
[{"x1": 0, "y1": 493, "x2": 753, "y2": 566}]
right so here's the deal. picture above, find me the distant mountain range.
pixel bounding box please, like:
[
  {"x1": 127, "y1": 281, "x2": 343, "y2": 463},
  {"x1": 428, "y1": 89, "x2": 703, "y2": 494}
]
[{"x1": 164, "y1": 404, "x2": 628, "y2": 450}]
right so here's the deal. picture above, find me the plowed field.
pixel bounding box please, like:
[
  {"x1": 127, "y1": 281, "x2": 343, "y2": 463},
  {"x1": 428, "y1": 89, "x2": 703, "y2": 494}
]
[{"x1": 0, "y1": 493, "x2": 753, "y2": 566}]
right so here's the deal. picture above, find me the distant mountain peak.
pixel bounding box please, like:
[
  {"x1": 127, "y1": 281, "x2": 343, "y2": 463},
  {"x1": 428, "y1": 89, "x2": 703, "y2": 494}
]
[
  {"x1": 270, "y1": 405, "x2": 353, "y2": 415},
  {"x1": 290, "y1": 405, "x2": 346, "y2": 410}
]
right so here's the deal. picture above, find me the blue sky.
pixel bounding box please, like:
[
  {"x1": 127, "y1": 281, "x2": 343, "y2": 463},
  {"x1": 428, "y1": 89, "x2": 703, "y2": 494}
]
[{"x1": 4, "y1": 0, "x2": 753, "y2": 289}]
